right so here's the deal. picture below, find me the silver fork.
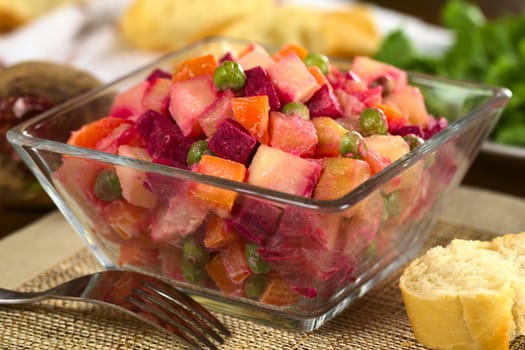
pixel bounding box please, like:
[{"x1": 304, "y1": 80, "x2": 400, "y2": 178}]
[{"x1": 0, "y1": 270, "x2": 230, "y2": 350}]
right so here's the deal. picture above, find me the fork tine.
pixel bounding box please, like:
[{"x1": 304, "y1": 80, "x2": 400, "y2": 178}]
[
  {"x1": 126, "y1": 296, "x2": 203, "y2": 350},
  {"x1": 139, "y1": 284, "x2": 224, "y2": 344},
  {"x1": 132, "y1": 288, "x2": 219, "y2": 350},
  {"x1": 143, "y1": 281, "x2": 231, "y2": 337}
]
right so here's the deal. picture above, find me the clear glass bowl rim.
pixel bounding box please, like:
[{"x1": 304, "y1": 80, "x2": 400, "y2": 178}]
[{"x1": 7, "y1": 37, "x2": 512, "y2": 213}]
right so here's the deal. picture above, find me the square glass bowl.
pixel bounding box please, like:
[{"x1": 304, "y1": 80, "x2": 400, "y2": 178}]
[{"x1": 7, "y1": 38, "x2": 510, "y2": 331}]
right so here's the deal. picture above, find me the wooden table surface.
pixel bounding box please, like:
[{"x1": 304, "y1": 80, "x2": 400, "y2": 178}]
[{"x1": 1, "y1": 0, "x2": 524, "y2": 239}]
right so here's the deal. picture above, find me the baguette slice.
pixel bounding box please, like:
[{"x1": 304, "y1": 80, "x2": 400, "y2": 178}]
[
  {"x1": 119, "y1": 0, "x2": 380, "y2": 58},
  {"x1": 399, "y1": 232, "x2": 525, "y2": 350},
  {"x1": 0, "y1": 0, "x2": 73, "y2": 32},
  {"x1": 119, "y1": 0, "x2": 276, "y2": 51}
]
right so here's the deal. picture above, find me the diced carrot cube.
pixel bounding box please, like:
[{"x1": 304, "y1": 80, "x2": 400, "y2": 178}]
[
  {"x1": 273, "y1": 43, "x2": 308, "y2": 61},
  {"x1": 204, "y1": 215, "x2": 238, "y2": 249},
  {"x1": 118, "y1": 236, "x2": 158, "y2": 267},
  {"x1": 375, "y1": 103, "x2": 409, "y2": 130},
  {"x1": 205, "y1": 254, "x2": 242, "y2": 295},
  {"x1": 67, "y1": 117, "x2": 129, "y2": 150},
  {"x1": 259, "y1": 276, "x2": 300, "y2": 306},
  {"x1": 104, "y1": 199, "x2": 150, "y2": 240},
  {"x1": 221, "y1": 241, "x2": 251, "y2": 284},
  {"x1": 231, "y1": 95, "x2": 269, "y2": 144},
  {"x1": 308, "y1": 66, "x2": 330, "y2": 87},
  {"x1": 190, "y1": 155, "x2": 246, "y2": 212},
  {"x1": 172, "y1": 54, "x2": 218, "y2": 82}
]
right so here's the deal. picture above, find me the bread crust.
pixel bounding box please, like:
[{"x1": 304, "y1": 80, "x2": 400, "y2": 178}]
[
  {"x1": 118, "y1": 0, "x2": 380, "y2": 57},
  {"x1": 0, "y1": 0, "x2": 72, "y2": 32},
  {"x1": 400, "y1": 233, "x2": 525, "y2": 350}
]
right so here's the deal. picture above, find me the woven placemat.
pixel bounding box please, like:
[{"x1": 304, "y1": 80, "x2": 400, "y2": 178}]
[{"x1": 2, "y1": 220, "x2": 525, "y2": 350}]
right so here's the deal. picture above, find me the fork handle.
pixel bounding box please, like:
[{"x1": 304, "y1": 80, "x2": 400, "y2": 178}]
[{"x1": 0, "y1": 288, "x2": 49, "y2": 304}]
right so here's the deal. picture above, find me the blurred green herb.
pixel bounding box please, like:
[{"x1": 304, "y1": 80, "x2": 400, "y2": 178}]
[{"x1": 374, "y1": 0, "x2": 525, "y2": 146}]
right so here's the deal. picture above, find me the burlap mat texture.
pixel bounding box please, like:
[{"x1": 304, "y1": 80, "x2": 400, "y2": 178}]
[{"x1": 2, "y1": 221, "x2": 525, "y2": 350}]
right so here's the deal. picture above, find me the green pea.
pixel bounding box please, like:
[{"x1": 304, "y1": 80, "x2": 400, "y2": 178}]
[
  {"x1": 183, "y1": 236, "x2": 209, "y2": 266},
  {"x1": 303, "y1": 53, "x2": 330, "y2": 75},
  {"x1": 182, "y1": 259, "x2": 208, "y2": 284},
  {"x1": 245, "y1": 243, "x2": 270, "y2": 274},
  {"x1": 339, "y1": 130, "x2": 366, "y2": 159},
  {"x1": 213, "y1": 60, "x2": 246, "y2": 91},
  {"x1": 93, "y1": 168, "x2": 122, "y2": 202},
  {"x1": 244, "y1": 274, "x2": 268, "y2": 299},
  {"x1": 370, "y1": 75, "x2": 394, "y2": 96},
  {"x1": 364, "y1": 239, "x2": 378, "y2": 260},
  {"x1": 187, "y1": 140, "x2": 213, "y2": 166},
  {"x1": 281, "y1": 102, "x2": 310, "y2": 120},
  {"x1": 359, "y1": 107, "x2": 388, "y2": 136},
  {"x1": 382, "y1": 190, "x2": 401, "y2": 220},
  {"x1": 403, "y1": 134, "x2": 425, "y2": 150}
]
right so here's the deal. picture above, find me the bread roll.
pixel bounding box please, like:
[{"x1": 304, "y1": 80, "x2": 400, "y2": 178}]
[
  {"x1": 0, "y1": 0, "x2": 73, "y2": 32},
  {"x1": 399, "y1": 232, "x2": 525, "y2": 350},
  {"x1": 119, "y1": 0, "x2": 380, "y2": 57},
  {"x1": 119, "y1": 0, "x2": 276, "y2": 51}
]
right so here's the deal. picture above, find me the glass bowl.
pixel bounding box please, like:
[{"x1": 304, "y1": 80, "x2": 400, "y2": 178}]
[{"x1": 7, "y1": 38, "x2": 510, "y2": 331}]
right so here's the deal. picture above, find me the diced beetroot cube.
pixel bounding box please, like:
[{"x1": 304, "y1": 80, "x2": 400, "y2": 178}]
[
  {"x1": 257, "y1": 208, "x2": 328, "y2": 264},
  {"x1": 136, "y1": 109, "x2": 176, "y2": 139},
  {"x1": 208, "y1": 119, "x2": 258, "y2": 165},
  {"x1": 219, "y1": 52, "x2": 235, "y2": 63},
  {"x1": 390, "y1": 125, "x2": 423, "y2": 138},
  {"x1": 148, "y1": 129, "x2": 193, "y2": 169},
  {"x1": 305, "y1": 84, "x2": 343, "y2": 119},
  {"x1": 152, "y1": 156, "x2": 186, "y2": 171},
  {"x1": 114, "y1": 123, "x2": 147, "y2": 149},
  {"x1": 258, "y1": 239, "x2": 301, "y2": 263},
  {"x1": 198, "y1": 89, "x2": 234, "y2": 138},
  {"x1": 424, "y1": 116, "x2": 448, "y2": 140},
  {"x1": 256, "y1": 210, "x2": 347, "y2": 298},
  {"x1": 144, "y1": 158, "x2": 185, "y2": 202},
  {"x1": 276, "y1": 207, "x2": 327, "y2": 250},
  {"x1": 136, "y1": 110, "x2": 192, "y2": 168},
  {"x1": 227, "y1": 197, "x2": 283, "y2": 244},
  {"x1": 244, "y1": 67, "x2": 281, "y2": 110},
  {"x1": 284, "y1": 251, "x2": 355, "y2": 299}
]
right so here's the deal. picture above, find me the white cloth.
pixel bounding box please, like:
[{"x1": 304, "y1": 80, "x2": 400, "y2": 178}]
[
  {"x1": 0, "y1": 0, "x2": 159, "y2": 82},
  {"x1": 0, "y1": 0, "x2": 452, "y2": 83}
]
